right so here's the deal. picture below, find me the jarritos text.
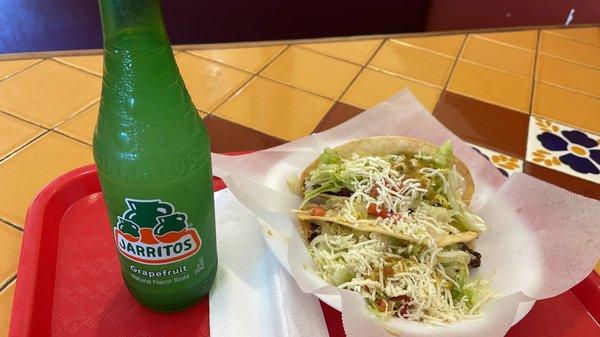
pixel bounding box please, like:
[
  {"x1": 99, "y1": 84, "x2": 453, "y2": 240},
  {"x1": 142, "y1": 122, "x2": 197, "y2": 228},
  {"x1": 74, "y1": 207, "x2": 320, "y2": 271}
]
[{"x1": 114, "y1": 198, "x2": 201, "y2": 265}]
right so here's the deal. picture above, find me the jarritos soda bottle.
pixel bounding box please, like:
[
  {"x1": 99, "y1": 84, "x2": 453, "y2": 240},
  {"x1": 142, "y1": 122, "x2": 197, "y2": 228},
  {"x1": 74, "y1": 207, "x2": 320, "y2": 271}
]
[{"x1": 93, "y1": 0, "x2": 217, "y2": 312}]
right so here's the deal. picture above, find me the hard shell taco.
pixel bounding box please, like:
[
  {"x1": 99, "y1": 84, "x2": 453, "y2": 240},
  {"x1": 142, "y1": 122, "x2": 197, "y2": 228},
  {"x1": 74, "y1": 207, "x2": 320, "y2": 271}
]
[{"x1": 292, "y1": 136, "x2": 496, "y2": 323}]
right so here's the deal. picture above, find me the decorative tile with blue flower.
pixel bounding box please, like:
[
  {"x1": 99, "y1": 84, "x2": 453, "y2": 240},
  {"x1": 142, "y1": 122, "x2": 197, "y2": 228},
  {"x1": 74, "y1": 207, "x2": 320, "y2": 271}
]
[
  {"x1": 469, "y1": 144, "x2": 523, "y2": 177},
  {"x1": 527, "y1": 117, "x2": 600, "y2": 184}
]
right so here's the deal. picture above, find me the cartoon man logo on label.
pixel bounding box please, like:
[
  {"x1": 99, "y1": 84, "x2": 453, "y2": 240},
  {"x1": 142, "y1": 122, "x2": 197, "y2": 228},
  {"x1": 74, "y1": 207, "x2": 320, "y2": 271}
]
[{"x1": 114, "y1": 199, "x2": 202, "y2": 265}]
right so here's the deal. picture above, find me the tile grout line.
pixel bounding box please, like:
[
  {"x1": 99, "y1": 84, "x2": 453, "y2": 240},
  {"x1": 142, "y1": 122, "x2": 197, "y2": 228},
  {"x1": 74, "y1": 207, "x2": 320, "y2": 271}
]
[
  {"x1": 529, "y1": 30, "x2": 542, "y2": 115},
  {"x1": 387, "y1": 39, "x2": 457, "y2": 60},
  {"x1": 51, "y1": 129, "x2": 93, "y2": 147},
  {"x1": 52, "y1": 57, "x2": 103, "y2": 78},
  {"x1": 536, "y1": 79, "x2": 600, "y2": 100},
  {"x1": 311, "y1": 39, "x2": 386, "y2": 133},
  {"x1": 293, "y1": 45, "x2": 366, "y2": 67},
  {"x1": 432, "y1": 33, "x2": 470, "y2": 114},
  {"x1": 51, "y1": 98, "x2": 100, "y2": 131},
  {"x1": 456, "y1": 58, "x2": 532, "y2": 80},
  {"x1": 0, "y1": 109, "x2": 47, "y2": 130},
  {"x1": 542, "y1": 30, "x2": 600, "y2": 48},
  {"x1": 338, "y1": 39, "x2": 386, "y2": 100},
  {"x1": 208, "y1": 45, "x2": 291, "y2": 115},
  {"x1": 0, "y1": 59, "x2": 45, "y2": 84},
  {"x1": 182, "y1": 51, "x2": 255, "y2": 77},
  {"x1": 537, "y1": 50, "x2": 600, "y2": 71},
  {"x1": 0, "y1": 275, "x2": 16, "y2": 293},
  {"x1": 364, "y1": 66, "x2": 444, "y2": 90},
  {"x1": 0, "y1": 217, "x2": 23, "y2": 232},
  {"x1": 0, "y1": 130, "x2": 50, "y2": 164},
  {"x1": 469, "y1": 34, "x2": 536, "y2": 52}
]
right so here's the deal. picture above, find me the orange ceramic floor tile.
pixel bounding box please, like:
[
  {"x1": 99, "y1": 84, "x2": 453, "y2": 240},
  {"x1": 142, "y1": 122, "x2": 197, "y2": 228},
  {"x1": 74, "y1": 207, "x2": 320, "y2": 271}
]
[
  {"x1": 213, "y1": 77, "x2": 333, "y2": 140},
  {"x1": 175, "y1": 52, "x2": 252, "y2": 112},
  {"x1": 0, "y1": 60, "x2": 101, "y2": 128},
  {"x1": 369, "y1": 40, "x2": 454, "y2": 87},
  {"x1": 472, "y1": 30, "x2": 538, "y2": 50},
  {"x1": 261, "y1": 46, "x2": 361, "y2": 99},
  {"x1": 341, "y1": 68, "x2": 441, "y2": 112},
  {"x1": 0, "y1": 113, "x2": 44, "y2": 159},
  {"x1": 0, "y1": 222, "x2": 21, "y2": 286},
  {"x1": 0, "y1": 59, "x2": 40, "y2": 81},
  {"x1": 0, "y1": 280, "x2": 15, "y2": 337},
  {"x1": 536, "y1": 54, "x2": 600, "y2": 97},
  {"x1": 532, "y1": 81, "x2": 600, "y2": 134},
  {"x1": 539, "y1": 32, "x2": 600, "y2": 69},
  {"x1": 56, "y1": 103, "x2": 100, "y2": 145},
  {"x1": 188, "y1": 45, "x2": 285, "y2": 73},
  {"x1": 0, "y1": 132, "x2": 93, "y2": 226},
  {"x1": 461, "y1": 35, "x2": 535, "y2": 77},
  {"x1": 298, "y1": 39, "x2": 382, "y2": 65},
  {"x1": 447, "y1": 61, "x2": 532, "y2": 113},
  {"x1": 392, "y1": 34, "x2": 466, "y2": 57},
  {"x1": 544, "y1": 27, "x2": 600, "y2": 46},
  {"x1": 54, "y1": 55, "x2": 103, "y2": 76}
]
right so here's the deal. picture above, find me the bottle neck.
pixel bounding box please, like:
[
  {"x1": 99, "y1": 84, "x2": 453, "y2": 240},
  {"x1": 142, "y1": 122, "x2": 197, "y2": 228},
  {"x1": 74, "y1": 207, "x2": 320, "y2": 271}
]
[
  {"x1": 99, "y1": 0, "x2": 169, "y2": 50},
  {"x1": 98, "y1": 0, "x2": 194, "y2": 124}
]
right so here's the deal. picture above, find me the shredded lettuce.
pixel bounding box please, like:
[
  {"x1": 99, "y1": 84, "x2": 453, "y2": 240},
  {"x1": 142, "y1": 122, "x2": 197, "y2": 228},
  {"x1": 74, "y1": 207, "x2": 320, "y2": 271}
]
[{"x1": 432, "y1": 140, "x2": 454, "y2": 169}]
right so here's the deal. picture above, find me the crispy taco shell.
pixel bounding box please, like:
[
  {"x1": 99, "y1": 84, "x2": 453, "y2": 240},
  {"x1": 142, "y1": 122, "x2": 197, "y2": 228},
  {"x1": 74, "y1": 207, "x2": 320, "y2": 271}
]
[{"x1": 297, "y1": 136, "x2": 475, "y2": 245}]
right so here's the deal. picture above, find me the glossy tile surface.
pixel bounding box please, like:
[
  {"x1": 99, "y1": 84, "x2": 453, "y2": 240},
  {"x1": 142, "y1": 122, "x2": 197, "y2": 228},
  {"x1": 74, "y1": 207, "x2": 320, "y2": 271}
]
[
  {"x1": 0, "y1": 60, "x2": 100, "y2": 128},
  {"x1": 434, "y1": 91, "x2": 529, "y2": 158},
  {"x1": 543, "y1": 27, "x2": 600, "y2": 47},
  {"x1": 315, "y1": 102, "x2": 364, "y2": 132},
  {"x1": 526, "y1": 116, "x2": 600, "y2": 183},
  {"x1": 461, "y1": 35, "x2": 535, "y2": 77},
  {"x1": 532, "y1": 81, "x2": 600, "y2": 134},
  {"x1": 447, "y1": 60, "x2": 532, "y2": 113},
  {"x1": 0, "y1": 223, "x2": 21, "y2": 287},
  {"x1": 472, "y1": 30, "x2": 538, "y2": 50},
  {"x1": 54, "y1": 55, "x2": 103, "y2": 76},
  {"x1": 0, "y1": 59, "x2": 39, "y2": 80},
  {"x1": 470, "y1": 144, "x2": 523, "y2": 176},
  {"x1": 262, "y1": 46, "x2": 361, "y2": 99},
  {"x1": 188, "y1": 45, "x2": 285, "y2": 73},
  {"x1": 204, "y1": 115, "x2": 285, "y2": 153},
  {"x1": 0, "y1": 281, "x2": 15, "y2": 337},
  {"x1": 0, "y1": 113, "x2": 44, "y2": 159},
  {"x1": 523, "y1": 162, "x2": 600, "y2": 200},
  {"x1": 56, "y1": 103, "x2": 99, "y2": 145},
  {"x1": 175, "y1": 52, "x2": 252, "y2": 112},
  {"x1": 538, "y1": 32, "x2": 600, "y2": 68},
  {"x1": 369, "y1": 40, "x2": 455, "y2": 87},
  {"x1": 298, "y1": 39, "x2": 382, "y2": 65},
  {"x1": 535, "y1": 54, "x2": 600, "y2": 97},
  {"x1": 341, "y1": 68, "x2": 441, "y2": 111},
  {"x1": 392, "y1": 34, "x2": 465, "y2": 57},
  {"x1": 214, "y1": 77, "x2": 333, "y2": 140},
  {"x1": 0, "y1": 132, "x2": 93, "y2": 226}
]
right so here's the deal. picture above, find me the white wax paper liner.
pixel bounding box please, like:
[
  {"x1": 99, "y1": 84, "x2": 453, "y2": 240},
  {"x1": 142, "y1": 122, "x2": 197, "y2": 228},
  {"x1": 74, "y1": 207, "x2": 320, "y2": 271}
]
[{"x1": 212, "y1": 90, "x2": 600, "y2": 337}]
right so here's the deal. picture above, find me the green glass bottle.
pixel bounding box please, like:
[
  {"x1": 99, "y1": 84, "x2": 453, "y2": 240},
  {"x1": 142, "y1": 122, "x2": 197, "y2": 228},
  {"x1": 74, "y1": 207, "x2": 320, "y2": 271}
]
[{"x1": 93, "y1": 0, "x2": 217, "y2": 312}]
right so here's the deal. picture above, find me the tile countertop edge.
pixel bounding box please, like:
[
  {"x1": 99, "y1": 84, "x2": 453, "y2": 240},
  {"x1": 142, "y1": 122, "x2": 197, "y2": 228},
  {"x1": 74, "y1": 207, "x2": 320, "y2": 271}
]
[{"x1": 0, "y1": 23, "x2": 597, "y2": 61}]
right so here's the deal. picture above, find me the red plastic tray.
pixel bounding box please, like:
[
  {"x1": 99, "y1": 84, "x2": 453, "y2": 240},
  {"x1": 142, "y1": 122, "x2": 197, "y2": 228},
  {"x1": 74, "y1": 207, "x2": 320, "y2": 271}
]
[{"x1": 9, "y1": 164, "x2": 600, "y2": 337}]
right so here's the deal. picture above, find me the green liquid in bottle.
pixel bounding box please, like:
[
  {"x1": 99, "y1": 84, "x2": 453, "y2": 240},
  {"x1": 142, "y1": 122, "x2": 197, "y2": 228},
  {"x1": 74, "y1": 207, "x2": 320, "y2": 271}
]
[{"x1": 93, "y1": 0, "x2": 217, "y2": 312}]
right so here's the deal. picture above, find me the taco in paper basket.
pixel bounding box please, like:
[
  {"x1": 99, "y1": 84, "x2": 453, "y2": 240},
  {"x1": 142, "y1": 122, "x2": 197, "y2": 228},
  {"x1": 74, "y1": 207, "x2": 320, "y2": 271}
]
[{"x1": 292, "y1": 136, "x2": 496, "y2": 323}]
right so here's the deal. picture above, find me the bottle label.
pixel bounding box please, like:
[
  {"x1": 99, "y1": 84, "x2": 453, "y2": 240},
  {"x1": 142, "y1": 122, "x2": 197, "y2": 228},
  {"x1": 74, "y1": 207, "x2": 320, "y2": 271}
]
[{"x1": 114, "y1": 198, "x2": 202, "y2": 265}]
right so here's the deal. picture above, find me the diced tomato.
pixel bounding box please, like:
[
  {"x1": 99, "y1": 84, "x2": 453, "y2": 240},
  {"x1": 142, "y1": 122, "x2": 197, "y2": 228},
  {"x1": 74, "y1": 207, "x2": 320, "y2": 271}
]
[
  {"x1": 369, "y1": 186, "x2": 379, "y2": 197},
  {"x1": 375, "y1": 299, "x2": 388, "y2": 312},
  {"x1": 383, "y1": 265, "x2": 394, "y2": 276},
  {"x1": 391, "y1": 295, "x2": 411, "y2": 317},
  {"x1": 367, "y1": 203, "x2": 389, "y2": 218},
  {"x1": 312, "y1": 206, "x2": 326, "y2": 217}
]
